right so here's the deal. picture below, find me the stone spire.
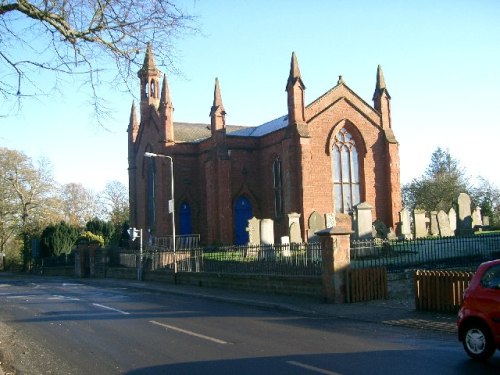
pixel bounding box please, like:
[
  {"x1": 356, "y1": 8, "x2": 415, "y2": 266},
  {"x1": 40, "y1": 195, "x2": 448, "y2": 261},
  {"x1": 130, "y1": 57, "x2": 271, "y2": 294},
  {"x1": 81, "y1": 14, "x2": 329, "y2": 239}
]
[
  {"x1": 373, "y1": 65, "x2": 392, "y2": 129},
  {"x1": 159, "y1": 74, "x2": 174, "y2": 143},
  {"x1": 128, "y1": 101, "x2": 139, "y2": 142},
  {"x1": 210, "y1": 77, "x2": 226, "y2": 133},
  {"x1": 137, "y1": 43, "x2": 162, "y2": 115},
  {"x1": 286, "y1": 52, "x2": 306, "y2": 124},
  {"x1": 373, "y1": 64, "x2": 390, "y2": 98}
]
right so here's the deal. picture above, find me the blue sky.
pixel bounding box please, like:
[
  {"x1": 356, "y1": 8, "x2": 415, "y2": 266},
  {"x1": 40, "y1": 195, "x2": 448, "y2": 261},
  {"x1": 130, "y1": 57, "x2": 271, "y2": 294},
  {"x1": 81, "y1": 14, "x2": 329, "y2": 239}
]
[{"x1": 1, "y1": 0, "x2": 499, "y2": 192}]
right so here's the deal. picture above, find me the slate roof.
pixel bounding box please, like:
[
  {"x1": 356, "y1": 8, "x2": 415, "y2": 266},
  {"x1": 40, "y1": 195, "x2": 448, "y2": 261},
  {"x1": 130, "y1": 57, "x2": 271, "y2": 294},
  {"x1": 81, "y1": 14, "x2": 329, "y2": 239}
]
[{"x1": 173, "y1": 115, "x2": 288, "y2": 143}]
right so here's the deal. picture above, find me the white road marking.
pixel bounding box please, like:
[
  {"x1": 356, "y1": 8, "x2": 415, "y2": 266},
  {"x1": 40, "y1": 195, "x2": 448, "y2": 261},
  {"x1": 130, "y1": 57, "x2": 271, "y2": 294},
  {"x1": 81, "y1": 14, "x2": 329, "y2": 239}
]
[
  {"x1": 48, "y1": 295, "x2": 81, "y2": 301},
  {"x1": 92, "y1": 303, "x2": 130, "y2": 315},
  {"x1": 7, "y1": 295, "x2": 38, "y2": 299},
  {"x1": 150, "y1": 320, "x2": 228, "y2": 344},
  {"x1": 286, "y1": 360, "x2": 341, "y2": 375}
]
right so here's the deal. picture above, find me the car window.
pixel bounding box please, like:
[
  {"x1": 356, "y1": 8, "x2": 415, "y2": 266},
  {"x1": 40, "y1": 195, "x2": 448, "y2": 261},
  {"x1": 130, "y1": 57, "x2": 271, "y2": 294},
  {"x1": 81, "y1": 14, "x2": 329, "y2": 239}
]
[{"x1": 480, "y1": 265, "x2": 500, "y2": 289}]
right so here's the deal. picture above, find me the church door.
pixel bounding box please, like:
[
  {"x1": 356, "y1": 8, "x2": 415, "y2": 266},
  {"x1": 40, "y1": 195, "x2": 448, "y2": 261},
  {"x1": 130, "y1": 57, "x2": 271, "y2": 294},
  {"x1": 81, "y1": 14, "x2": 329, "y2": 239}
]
[
  {"x1": 179, "y1": 201, "x2": 193, "y2": 235},
  {"x1": 234, "y1": 196, "x2": 253, "y2": 245}
]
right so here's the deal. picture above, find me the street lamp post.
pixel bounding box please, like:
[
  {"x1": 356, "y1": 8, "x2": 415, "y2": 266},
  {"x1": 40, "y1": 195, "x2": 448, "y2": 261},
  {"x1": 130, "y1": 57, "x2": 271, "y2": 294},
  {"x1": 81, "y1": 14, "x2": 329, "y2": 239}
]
[{"x1": 144, "y1": 152, "x2": 176, "y2": 274}]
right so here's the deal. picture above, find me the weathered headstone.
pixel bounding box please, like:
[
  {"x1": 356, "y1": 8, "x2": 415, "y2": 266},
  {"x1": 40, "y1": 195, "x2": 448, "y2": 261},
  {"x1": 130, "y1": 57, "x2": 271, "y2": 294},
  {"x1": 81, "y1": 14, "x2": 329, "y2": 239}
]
[
  {"x1": 260, "y1": 218, "x2": 275, "y2": 259},
  {"x1": 457, "y1": 192, "x2": 472, "y2": 233},
  {"x1": 247, "y1": 217, "x2": 261, "y2": 245},
  {"x1": 483, "y1": 216, "x2": 490, "y2": 227},
  {"x1": 260, "y1": 219, "x2": 274, "y2": 245},
  {"x1": 472, "y1": 206, "x2": 483, "y2": 228},
  {"x1": 413, "y1": 209, "x2": 428, "y2": 238},
  {"x1": 430, "y1": 211, "x2": 439, "y2": 236},
  {"x1": 288, "y1": 212, "x2": 302, "y2": 243},
  {"x1": 308, "y1": 211, "x2": 325, "y2": 241},
  {"x1": 437, "y1": 210, "x2": 454, "y2": 237},
  {"x1": 448, "y1": 207, "x2": 457, "y2": 234},
  {"x1": 289, "y1": 222, "x2": 302, "y2": 244},
  {"x1": 325, "y1": 212, "x2": 336, "y2": 228},
  {"x1": 399, "y1": 208, "x2": 412, "y2": 239},
  {"x1": 355, "y1": 202, "x2": 373, "y2": 239}
]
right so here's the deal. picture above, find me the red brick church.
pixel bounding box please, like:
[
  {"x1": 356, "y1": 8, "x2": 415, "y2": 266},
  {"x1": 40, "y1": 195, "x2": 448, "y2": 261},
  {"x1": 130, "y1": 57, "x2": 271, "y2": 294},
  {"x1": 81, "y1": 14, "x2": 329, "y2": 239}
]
[{"x1": 128, "y1": 45, "x2": 402, "y2": 245}]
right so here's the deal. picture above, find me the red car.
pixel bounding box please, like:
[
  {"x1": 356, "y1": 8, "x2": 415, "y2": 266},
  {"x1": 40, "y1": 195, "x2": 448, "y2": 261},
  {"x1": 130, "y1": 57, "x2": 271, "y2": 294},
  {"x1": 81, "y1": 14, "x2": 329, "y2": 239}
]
[{"x1": 457, "y1": 259, "x2": 500, "y2": 360}]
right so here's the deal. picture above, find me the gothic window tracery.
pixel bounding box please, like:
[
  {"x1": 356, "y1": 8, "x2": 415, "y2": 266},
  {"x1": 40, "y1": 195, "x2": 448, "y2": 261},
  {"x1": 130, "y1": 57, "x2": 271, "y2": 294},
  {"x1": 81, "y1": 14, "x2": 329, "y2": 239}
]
[{"x1": 332, "y1": 128, "x2": 360, "y2": 213}]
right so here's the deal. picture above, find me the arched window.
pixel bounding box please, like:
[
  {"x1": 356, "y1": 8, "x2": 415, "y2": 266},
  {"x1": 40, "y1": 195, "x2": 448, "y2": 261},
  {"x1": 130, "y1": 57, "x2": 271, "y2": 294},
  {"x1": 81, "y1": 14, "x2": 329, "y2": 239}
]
[
  {"x1": 332, "y1": 128, "x2": 360, "y2": 213},
  {"x1": 147, "y1": 157, "x2": 156, "y2": 229},
  {"x1": 273, "y1": 158, "x2": 284, "y2": 218}
]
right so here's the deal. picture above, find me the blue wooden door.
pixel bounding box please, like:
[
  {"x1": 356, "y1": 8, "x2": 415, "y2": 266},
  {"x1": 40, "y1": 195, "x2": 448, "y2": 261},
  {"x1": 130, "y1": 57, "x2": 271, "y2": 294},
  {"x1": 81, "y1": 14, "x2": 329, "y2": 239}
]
[
  {"x1": 234, "y1": 196, "x2": 253, "y2": 245},
  {"x1": 179, "y1": 201, "x2": 192, "y2": 235}
]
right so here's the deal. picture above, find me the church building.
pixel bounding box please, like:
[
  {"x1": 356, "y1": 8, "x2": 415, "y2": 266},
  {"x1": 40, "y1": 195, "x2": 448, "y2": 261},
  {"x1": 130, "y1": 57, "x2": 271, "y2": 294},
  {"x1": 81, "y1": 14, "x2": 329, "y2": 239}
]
[{"x1": 128, "y1": 45, "x2": 402, "y2": 245}]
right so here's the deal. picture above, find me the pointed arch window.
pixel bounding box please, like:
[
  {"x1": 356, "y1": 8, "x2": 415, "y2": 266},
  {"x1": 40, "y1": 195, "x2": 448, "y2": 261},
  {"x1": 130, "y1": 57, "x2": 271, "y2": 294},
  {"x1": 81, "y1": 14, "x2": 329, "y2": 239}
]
[
  {"x1": 332, "y1": 128, "x2": 360, "y2": 213},
  {"x1": 273, "y1": 158, "x2": 284, "y2": 218}
]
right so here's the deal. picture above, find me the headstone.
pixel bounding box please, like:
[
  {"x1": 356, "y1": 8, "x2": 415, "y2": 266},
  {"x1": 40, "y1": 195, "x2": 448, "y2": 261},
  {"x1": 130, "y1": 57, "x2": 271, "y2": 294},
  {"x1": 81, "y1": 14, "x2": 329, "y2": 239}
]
[
  {"x1": 437, "y1": 210, "x2": 454, "y2": 237},
  {"x1": 483, "y1": 216, "x2": 490, "y2": 227},
  {"x1": 260, "y1": 218, "x2": 275, "y2": 259},
  {"x1": 260, "y1": 219, "x2": 274, "y2": 245},
  {"x1": 355, "y1": 202, "x2": 373, "y2": 239},
  {"x1": 288, "y1": 212, "x2": 302, "y2": 243},
  {"x1": 247, "y1": 217, "x2": 261, "y2": 245},
  {"x1": 413, "y1": 209, "x2": 428, "y2": 238},
  {"x1": 308, "y1": 211, "x2": 325, "y2": 241},
  {"x1": 399, "y1": 208, "x2": 412, "y2": 239},
  {"x1": 289, "y1": 222, "x2": 302, "y2": 244},
  {"x1": 325, "y1": 212, "x2": 336, "y2": 228},
  {"x1": 281, "y1": 236, "x2": 291, "y2": 257},
  {"x1": 457, "y1": 192, "x2": 472, "y2": 233},
  {"x1": 472, "y1": 206, "x2": 483, "y2": 228},
  {"x1": 448, "y1": 207, "x2": 457, "y2": 234},
  {"x1": 430, "y1": 211, "x2": 439, "y2": 236}
]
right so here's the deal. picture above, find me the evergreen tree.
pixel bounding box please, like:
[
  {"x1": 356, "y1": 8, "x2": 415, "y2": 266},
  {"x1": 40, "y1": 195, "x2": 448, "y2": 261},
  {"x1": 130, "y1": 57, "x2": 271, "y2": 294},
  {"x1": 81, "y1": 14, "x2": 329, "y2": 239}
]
[{"x1": 403, "y1": 147, "x2": 470, "y2": 212}]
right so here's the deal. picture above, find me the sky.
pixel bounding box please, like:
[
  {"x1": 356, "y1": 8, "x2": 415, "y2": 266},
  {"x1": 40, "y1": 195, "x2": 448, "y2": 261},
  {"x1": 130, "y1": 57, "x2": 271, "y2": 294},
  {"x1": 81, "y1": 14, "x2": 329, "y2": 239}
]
[{"x1": 1, "y1": 0, "x2": 500, "y2": 193}]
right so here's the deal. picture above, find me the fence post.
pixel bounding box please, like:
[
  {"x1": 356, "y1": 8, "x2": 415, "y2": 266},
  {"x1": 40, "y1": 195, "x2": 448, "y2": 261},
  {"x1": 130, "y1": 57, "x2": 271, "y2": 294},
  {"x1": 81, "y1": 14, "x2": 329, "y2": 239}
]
[{"x1": 317, "y1": 226, "x2": 353, "y2": 303}]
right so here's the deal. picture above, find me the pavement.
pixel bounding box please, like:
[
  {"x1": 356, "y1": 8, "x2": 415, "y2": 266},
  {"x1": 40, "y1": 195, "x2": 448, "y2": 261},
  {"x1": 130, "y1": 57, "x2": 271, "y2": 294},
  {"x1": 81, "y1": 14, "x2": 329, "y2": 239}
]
[{"x1": 86, "y1": 277, "x2": 459, "y2": 335}]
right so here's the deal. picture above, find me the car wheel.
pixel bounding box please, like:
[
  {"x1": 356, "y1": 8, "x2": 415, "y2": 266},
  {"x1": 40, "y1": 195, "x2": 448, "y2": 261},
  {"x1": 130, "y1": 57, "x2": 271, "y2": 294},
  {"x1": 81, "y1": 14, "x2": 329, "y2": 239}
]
[{"x1": 463, "y1": 323, "x2": 496, "y2": 360}]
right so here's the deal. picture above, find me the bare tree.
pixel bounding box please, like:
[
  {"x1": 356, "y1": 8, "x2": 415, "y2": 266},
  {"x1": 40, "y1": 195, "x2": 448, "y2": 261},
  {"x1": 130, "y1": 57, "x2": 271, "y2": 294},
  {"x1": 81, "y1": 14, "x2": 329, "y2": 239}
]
[
  {"x1": 0, "y1": 0, "x2": 197, "y2": 118},
  {"x1": 60, "y1": 182, "x2": 101, "y2": 226},
  {"x1": 100, "y1": 180, "x2": 128, "y2": 226}
]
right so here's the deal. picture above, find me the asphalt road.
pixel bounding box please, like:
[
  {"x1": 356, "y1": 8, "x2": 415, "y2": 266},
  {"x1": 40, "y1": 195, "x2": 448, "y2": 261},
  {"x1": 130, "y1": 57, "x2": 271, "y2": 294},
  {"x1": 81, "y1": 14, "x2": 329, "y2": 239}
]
[{"x1": 1, "y1": 274, "x2": 499, "y2": 375}]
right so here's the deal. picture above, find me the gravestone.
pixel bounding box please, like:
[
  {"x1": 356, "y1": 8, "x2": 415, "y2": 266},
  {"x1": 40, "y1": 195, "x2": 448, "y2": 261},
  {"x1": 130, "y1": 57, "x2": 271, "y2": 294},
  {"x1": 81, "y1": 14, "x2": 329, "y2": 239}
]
[
  {"x1": 260, "y1": 218, "x2": 275, "y2": 259},
  {"x1": 289, "y1": 222, "x2": 302, "y2": 244},
  {"x1": 483, "y1": 216, "x2": 490, "y2": 227},
  {"x1": 260, "y1": 219, "x2": 274, "y2": 245},
  {"x1": 472, "y1": 207, "x2": 483, "y2": 228},
  {"x1": 413, "y1": 209, "x2": 428, "y2": 238},
  {"x1": 288, "y1": 212, "x2": 302, "y2": 243},
  {"x1": 354, "y1": 202, "x2": 373, "y2": 239},
  {"x1": 399, "y1": 208, "x2": 412, "y2": 239},
  {"x1": 308, "y1": 211, "x2": 325, "y2": 241},
  {"x1": 457, "y1": 192, "x2": 472, "y2": 233},
  {"x1": 281, "y1": 236, "x2": 291, "y2": 256},
  {"x1": 430, "y1": 211, "x2": 439, "y2": 236},
  {"x1": 437, "y1": 210, "x2": 454, "y2": 237},
  {"x1": 325, "y1": 212, "x2": 336, "y2": 228},
  {"x1": 247, "y1": 217, "x2": 261, "y2": 245},
  {"x1": 448, "y1": 207, "x2": 457, "y2": 234}
]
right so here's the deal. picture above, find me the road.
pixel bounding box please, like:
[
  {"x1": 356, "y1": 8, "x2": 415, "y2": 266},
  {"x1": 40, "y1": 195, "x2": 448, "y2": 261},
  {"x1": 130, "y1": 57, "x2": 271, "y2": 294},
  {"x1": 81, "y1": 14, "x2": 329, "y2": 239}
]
[{"x1": 0, "y1": 274, "x2": 499, "y2": 374}]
